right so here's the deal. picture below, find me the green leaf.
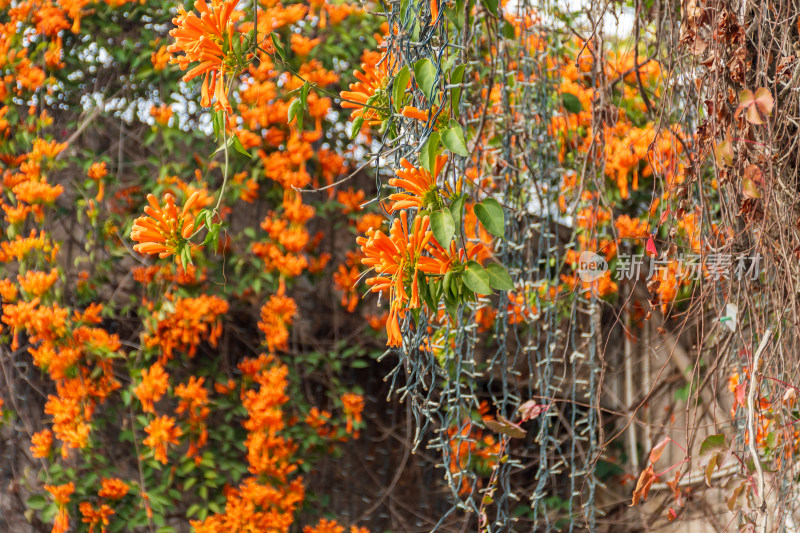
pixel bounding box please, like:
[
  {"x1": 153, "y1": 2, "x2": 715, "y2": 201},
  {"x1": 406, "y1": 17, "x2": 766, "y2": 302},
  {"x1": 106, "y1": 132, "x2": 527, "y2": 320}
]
[
  {"x1": 300, "y1": 82, "x2": 311, "y2": 108},
  {"x1": 232, "y1": 33, "x2": 243, "y2": 63},
  {"x1": 502, "y1": 21, "x2": 516, "y2": 39},
  {"x1": 270, "y1": 33, "x2": 285, "y2": 61},
  {"x1": 393, "y1": 65, "x2": 411, "y2": 113},
  {"x1": 486, "y1": 263, "x2": 514, "y2": 290},
  {"x1": 449, "y1": 193, "x2": 466, "y2": 231},
  {"x1": 429, "y1": 279, "x2": 442, "y2": 307},
  {"x1": 193, "y1": 209, "x2": 209, "y2": 231},
  {"x1": 350, "y1": 117, "x2": 364, "y2": 139},
  {"x1": 450, "y1": 64, "x2": 466, "y2": 111},
  {"x1": 480, "y1": 0, "x2": 498, "y2": 17},
  {"x1": 444, "y1": 293, "x2": 458, "y2": 320},
  {"x1": 26, "y1": 494, "x2": 48, "y2": 510},
  {"x1": 414, "y1": 58, "x2": 436, "y2": 102},
  {"x1": 430, "y1": 209, "x2": 455, "y2": 248},
  {"x1": 699, "y1": 434, "x2": 727, "y2": 457},
  {"x1": 212, "y1": 109, "x2": 224, "y2": 140},
  {"x1": 288, "y1": 98, "x2": 302, "y2": 124},
  {"x1": 474, "y1": 197, "x2": 505, "y2": 238},
  {"x1": 562, "y1": 92, "x2": 583, "y2": 113},
  {"x1": 441, "y1": 120, "x2": 469, "y2": 157},
  {"x1": 444, "y1": 0, "x2": 465, "y2": 30},
  {"x1": 417, "y1": 270, "x2": 436, "y2": 311},
  {"x1": 231, "y1": 134, "x2": 251, "y2": 158},
  {"x1": 419, "y1": 132, "x2": 440, "y2": 173},
  {"x1": 442, "y1": 270, "x2": 453, "y2": 299},
  {"x1": 463, "y1": 260, "x2": 491, "y2": 295}
]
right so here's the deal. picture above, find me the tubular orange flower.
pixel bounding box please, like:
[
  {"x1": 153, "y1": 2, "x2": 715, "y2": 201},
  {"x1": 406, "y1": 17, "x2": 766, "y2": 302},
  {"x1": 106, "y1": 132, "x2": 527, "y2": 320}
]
[
  {"x1": 340, "y1": 51, "x2": 393, "y2": 126},
  {"x1": 98, "y1": 478, "x2": 129, "y2": 500},
  {"x1": 341, "y1": 392, "x2": 364, "y2": 434},
  {"x1": 45, "y1": 482, "x2": 74, "y2": 533},
  {"x1": 30, "y1": 428, "x2": 53, "y2": 458},
  {"x1": 424, "y1": 238, "x2": 486, "y2": 275},
  {"x1": 143, "y1": 415, "x2": 183, "y2": 464},
  {"x1": 131, "y1": 192, "x2": 200, "y2": 259},
  {"x1": 401, "y1": 105, "x2": 429, "y2": 121},
  {"x1": 133, "y1": 363, "x2": 169, "y2": 414},
  {"x1": 388, "y1": 155, "x2": 448, "y2": 212},
  {"x1": 168, "y1": 0, "x2": 241, "y2": 113},
  {"x1": 357, "y1": 211, "x2": 435, "y2": 346},
  {"x1": 80, "y1": 502, "x2": 114, "y2": 533}
]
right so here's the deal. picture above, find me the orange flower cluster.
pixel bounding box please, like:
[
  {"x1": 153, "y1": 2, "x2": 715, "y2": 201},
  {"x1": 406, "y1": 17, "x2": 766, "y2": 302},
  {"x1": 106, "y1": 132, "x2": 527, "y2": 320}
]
[
  {"x1": 144, "y1": 294, "x2": 228, "y2": 360},
  {"x1": 340, "y1": 50, "x2": 394, "y2": 126},
  {"x1": 304, "y1": 519, "x2": 370, "y2": 533},
  {"x1": 168, "y1": 0, "x2": 242, "y2": 113},
  {"x1": 175, "y1": 376, "x2": 210, "y2": 461},
  {"x1": 3, "y1": 299, "x2": 121, "y2": 455},
  {"x1": 258, "y1": 290, "x2": 297, "y2": 353},
  {"x1": 253, "y1": 191, "x2": 316, "y2": 277},
  {"x1": 31, "y1": 428, "x2": 54, "y2": 458},
  {"x1": 97, "y1": 478, "x2": 130, "y2": 500},
  {"x1": 387, "y1": 155, "x2": 448, "y2": 212},
  {"x1": 133, "y1": 363, "x2": 169, "y2": 414},
  {"x1": 45, "y1": 482, "x2": 74, "y2": 533},
  {"x1": 131, "y1": 192, "x2": 202, "y2": 260},
  {"x1": 446, "y1": 420, "x2": 501, "y2": 494},
  {"x1": 358, "y1": 210, "x2": 452, "y2": 346},
  {"x1": 143, "y1": 415, "x2": 183, "y2": 463},
  {"x1": 341, "y1": 392, "x2": 364, "y2": 435},
  {"x1": 192, "y1": 356, "x2": 304, "y2": 532}
]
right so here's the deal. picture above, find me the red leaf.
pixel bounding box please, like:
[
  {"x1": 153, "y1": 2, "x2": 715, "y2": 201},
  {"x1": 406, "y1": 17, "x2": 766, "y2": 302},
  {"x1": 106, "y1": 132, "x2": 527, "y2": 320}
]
[
  {"x1": 649, "y1": 437, "x2": 670, "y2": 464},
  {"x1": 668, "y1": 508, "x2": 678, "y2": 521},
  {"x1": 518, "y1": 401, "x2": 549, "y2": 422},
  {"x1": 646, "y1": 237, "x2": 657, "y2": 256},
  {"x1": 735, "y1": 382, "x2": 747, "y2": 408}
]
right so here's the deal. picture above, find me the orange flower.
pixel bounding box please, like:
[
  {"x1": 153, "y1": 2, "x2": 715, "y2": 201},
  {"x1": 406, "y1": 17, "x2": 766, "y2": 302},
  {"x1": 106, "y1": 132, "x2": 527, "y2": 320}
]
[
  {"x1": 332, "y1": 263, "x2": 360, "y2": 312},
  {"x1": 88, "y1": 161, "x2": 108, "y2": 180},
  {"x1": 258, "y1": 291, "x2": 297, "y2": 352},
  {"x1": 80, "y1": 502, "x2": 114, "y2": 533},
  {"x1": 143, "y1": 415, "x2": 183, "y2": 463},
  {"x1": 290, "y1": 33, "x2": 320, "y2": 56},
  {"x1": 401, "y1": 105, "x2": 429, "y2": 121},
  {"x1": 340, "y1": 51, "x2": 393, "y2": 126},
  {"x1": 615, "y1": 214, "x2": 649, "y2": 240},
  {"x1": 131, "y1": 192, "x2": 201, "y2": 259},
  {"x1": 18, "y1": 268, "x2": 59, "y2": 297},
  {"x1": 304, "y1": 519, "x2": 345, "y2": 533},
  {"x1": 30, "y1": 429, "x2": 53, "y2": 458},
  {"x1": 149, "y1": 104, "x2": 173, "y2": 126},
  {"x1": 355, "y1": 213, "x2": 384, "y2": 234},
  {"x1": 133, "y1": 363, "x2": 169, "y2": 414},
  {"x1": 336, "y1": 187, "x2": 365, "y2": 214},
  {"x1": 388, "y1": 155, "x2": 447, "y2": 212},
  {"x1": 98, "y1": 478, "x2": 129, "y2": 500},
  {"x1": 357, "y1": 211, "x2": 438, "y2": 346},
  {"x1": 341, "y1": 392, "x2": 364, "y2": 434},
  {"x1": 143, "y1": 294, "x2": 227, "y2": 360},
  {"x1": 151, "y1": 44, "x2": 170, "y2": 71},
  {"x1": 45, "y1": 482, "x2": 74, "y2": 533},
  {"x1": 168, "y1": 0, "x2": 241, "y2": 113},
  {"x1": 175, "y1": 376, "x2": 210, "y2": 459}
]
